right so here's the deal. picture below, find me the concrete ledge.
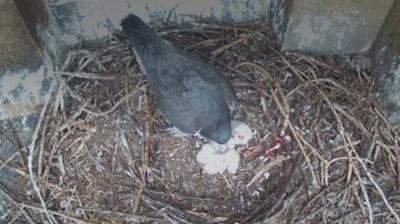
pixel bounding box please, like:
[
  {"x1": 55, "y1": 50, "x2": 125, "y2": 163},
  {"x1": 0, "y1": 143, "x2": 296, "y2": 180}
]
[
  {"x1": 50, "y1": 0, "x2": 271, "y2": 45},
  {"x1": 369, "y1": 0, "x2": 400, "y2": 125}
]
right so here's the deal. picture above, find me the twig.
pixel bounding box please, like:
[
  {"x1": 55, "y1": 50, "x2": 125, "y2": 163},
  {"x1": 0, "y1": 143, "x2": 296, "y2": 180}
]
[
  {"x1": 0, "y1": 152, "x2": 18, "y2": 173},
  {"x1": 351, "y1": 154, "x2": 374, "y2": 224},
  {"x1": 285, "y1": 78, "x2": 349, "y2": 98},
  {"x1": 184, "y1": 38, "x2": 221, "y2": 51},
  {"x1": 246, "y1": 154, "x2": 292, "y2": 187},
  {"x1": 191, "y1": 22, "x2": 264, "y2": 34},
  {"x1": 0, "y1": 122, "x2": 28, "y2": 170},
  {"x1": 134, "y1": 87, "x2": 153, "y2": 212},
  {"x1": 348, "y1": 137, "x2": 400, "y2": 223},
  {"x1": 55, "y1": 71, "x2": 122, "y2": 80},
  {"x1": 21, "y1": 203, "x2": 91, "y2": 224},
  {"x1": 81, "y1": 85, "x2": 145, "y2": 117},
  {"x1": 27, "y1": 81, "x2": 56, "y2": 224},
  {"x1": 333, "y1": 103, "x2": 370, "y2": 136},
  {"x1": 211, "y1": 34, "x2": 251, "y2": 57},
  {"x1": 78, "y1": 207, "x2": 163, "y2": 222},
  {"x1": 235, "y1": 62, "x2": 274, "y2": 81},
  {"x1": 0, "y1": 183, "x2": 36, "y2": 224},
  {"x1": 270, "y1": 85, "x2": 319, "y2": 187}
]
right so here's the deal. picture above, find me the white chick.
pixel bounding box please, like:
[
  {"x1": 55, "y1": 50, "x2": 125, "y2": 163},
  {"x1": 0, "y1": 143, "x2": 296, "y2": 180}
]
[
  {"x1": 196, "y1": 144, "x2": 226, "y2": 174},
  {"x1": 196, "y1": 120, "x2": 253, "y2": 174}
]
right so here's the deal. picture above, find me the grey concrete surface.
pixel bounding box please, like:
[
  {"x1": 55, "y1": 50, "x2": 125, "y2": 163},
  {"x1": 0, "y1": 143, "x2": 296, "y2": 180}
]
[
  {"x1": 282, "y1": 0, "x2": 393, "y2": 54},
  {"x1": 0, "y1": 0, "x2": 49, "y2": 121},
  {"x1": 0, "y1": 0, "x2": 43, "y2": 73},
  {"x1": 369, "y1": 0, "x2": 400, "y2": 125},
  {"x1": 49, "y1": 0, "x2": 271, "y2": 45}
]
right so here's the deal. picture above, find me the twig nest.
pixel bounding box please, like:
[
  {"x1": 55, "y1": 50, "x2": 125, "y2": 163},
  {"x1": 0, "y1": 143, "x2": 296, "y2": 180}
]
[{"x1": 196, "y1": 120, "x2": 252, "y2": 174}]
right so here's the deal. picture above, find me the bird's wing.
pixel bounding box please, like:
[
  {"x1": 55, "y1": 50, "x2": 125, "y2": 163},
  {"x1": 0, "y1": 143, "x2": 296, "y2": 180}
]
[
  {"x1": 175, "y1": 48, "x2": 235, "y2": 105},
  {"x1": 152, "y1": 51, "x2": 230, "y2": 134}
]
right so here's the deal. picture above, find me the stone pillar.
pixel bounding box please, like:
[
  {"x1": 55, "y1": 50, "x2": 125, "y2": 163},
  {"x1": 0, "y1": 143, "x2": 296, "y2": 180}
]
[
  {"x1": 281, "y1": 0, "x2": 393, "y2": 54},
  {"x1": 369, "y1": 1, "x2": 400, "y2": 125},
  {"x1": 0, "y1": 0, "x2": 48, "y2": 120}
]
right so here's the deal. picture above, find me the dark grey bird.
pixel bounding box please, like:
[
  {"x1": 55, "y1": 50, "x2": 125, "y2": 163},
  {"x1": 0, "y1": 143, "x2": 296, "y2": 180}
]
[{"x1": 121, "y1": 14, "x2": 234, "y2": 144}]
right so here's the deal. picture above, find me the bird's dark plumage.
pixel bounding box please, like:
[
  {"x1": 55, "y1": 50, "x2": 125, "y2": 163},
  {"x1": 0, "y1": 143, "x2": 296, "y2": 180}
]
[{"x1": 121, "y1": 14, "x2": 235, "y2": 144}]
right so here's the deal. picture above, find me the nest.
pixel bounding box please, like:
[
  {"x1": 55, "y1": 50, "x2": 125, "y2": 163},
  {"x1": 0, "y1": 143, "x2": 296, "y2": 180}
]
[{"x1": 1, "y1": 20, "x2": 400, "y2": 224}]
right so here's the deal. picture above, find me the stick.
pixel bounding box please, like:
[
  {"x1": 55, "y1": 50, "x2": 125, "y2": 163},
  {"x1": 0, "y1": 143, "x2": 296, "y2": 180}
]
[{"x1": 27, "y1": 81, "x2": 56, "y2": 224}]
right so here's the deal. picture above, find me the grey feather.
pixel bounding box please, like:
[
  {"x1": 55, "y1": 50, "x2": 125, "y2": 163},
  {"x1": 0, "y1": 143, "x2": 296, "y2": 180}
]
[{"x1": 121, "y1": 14, "x2": 235, "y2": 144}]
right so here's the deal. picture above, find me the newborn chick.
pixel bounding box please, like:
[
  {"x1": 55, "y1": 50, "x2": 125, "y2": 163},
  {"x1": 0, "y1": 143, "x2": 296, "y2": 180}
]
[{"x1": 121, "y1": 14, "x2": 235, "y2": 144}]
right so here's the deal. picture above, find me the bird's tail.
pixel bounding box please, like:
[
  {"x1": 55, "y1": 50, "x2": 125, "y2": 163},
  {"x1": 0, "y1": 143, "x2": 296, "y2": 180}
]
[
  {"x1": 121, "y1": 14, "x2": 154, "y2": 36},
  {"x1": 121, "y1": 14, "x2": 149, "y2": 32},
  {"x1": 121, "y1": 13, "x2": 161, "y2": 47}
]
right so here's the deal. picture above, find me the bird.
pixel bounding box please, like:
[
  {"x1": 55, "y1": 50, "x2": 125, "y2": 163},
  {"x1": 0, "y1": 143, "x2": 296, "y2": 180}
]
[{"x1": 121, "y1": 14, "x2": 235, "y2": 144}]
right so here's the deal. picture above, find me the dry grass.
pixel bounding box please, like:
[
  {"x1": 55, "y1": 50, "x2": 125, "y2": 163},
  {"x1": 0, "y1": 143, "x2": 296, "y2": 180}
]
[{"x1": 1, "y1": 20, "x2": 400, "y2": 224}]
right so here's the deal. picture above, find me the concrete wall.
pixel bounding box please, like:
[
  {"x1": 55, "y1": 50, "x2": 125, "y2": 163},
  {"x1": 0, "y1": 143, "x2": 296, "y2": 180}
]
[
  {"x1": 281, "y1": 0, "x2": 393, "y2": 54},
  {"x1": 369, "y1": 0, "x2": 400, "y2": 125},
  {"x1": 50, "y1": 0, "x2": 272, "y2": 45},
  {"x1": 1, "y1": 0, "x2": 400, "y2": 123}
]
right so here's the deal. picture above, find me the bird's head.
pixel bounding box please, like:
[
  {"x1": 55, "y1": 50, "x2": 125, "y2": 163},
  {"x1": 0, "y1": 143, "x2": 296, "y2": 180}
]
[{"x1": 200, "y1": 120, "x2": 232, "y2": 144}]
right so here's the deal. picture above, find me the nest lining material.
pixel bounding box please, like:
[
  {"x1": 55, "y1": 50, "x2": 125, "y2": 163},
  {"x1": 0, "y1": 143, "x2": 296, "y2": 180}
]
[{"x1": 1, "y1": 20, "x2": 400, "y2": 224}]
